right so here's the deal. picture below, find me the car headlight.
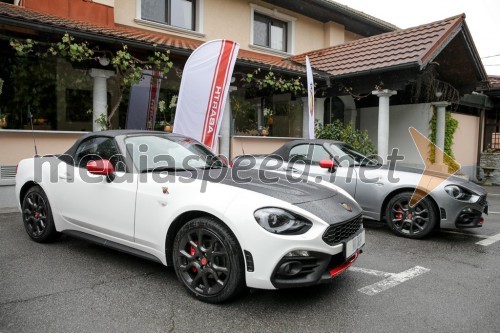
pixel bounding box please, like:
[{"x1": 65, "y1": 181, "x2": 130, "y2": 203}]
[
  {"x1": 444, "y1": 185, "x2": 472, "y2": 201},
  {"x1": 254, "y1": 208, "x2": 312, "y2": 235}
]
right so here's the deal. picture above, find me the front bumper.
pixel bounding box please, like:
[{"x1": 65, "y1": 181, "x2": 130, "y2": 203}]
[
  {"x1": 270, "y1": 248, "x2": 363, "y2": 288},
  {"x1": 437, "y1": 192, "x2": 488, "y2": 229},
  {"x1": 270, "y1": 228, "x2": 365, "y2": 288}
]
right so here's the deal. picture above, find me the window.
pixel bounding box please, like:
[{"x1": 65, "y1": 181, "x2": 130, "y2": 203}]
[
  {"x1": 289, "y1": 144, "x2": 331, "y2": 165},
  {"x1": 75, "y1": 137, "x2": 125, "y2": 171},
  {"x1": 141, "y1": 0, "x2": 195, "y2": 30},
  {"x1": 253, "y1": 13, "x2": 287, "y2": 52}
]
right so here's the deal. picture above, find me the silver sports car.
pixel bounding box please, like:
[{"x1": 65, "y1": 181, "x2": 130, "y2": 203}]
[{"x1": 234, "y1": 139, "x2": 488, "y2": 239}]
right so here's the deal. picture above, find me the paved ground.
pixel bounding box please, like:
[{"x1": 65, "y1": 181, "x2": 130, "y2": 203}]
[
  {"x1": 1, "y1": 189, "x2": 500, "y2": 332},
  {"x1": 0, "y1": 185, "x2": 16, "y2": 210}
]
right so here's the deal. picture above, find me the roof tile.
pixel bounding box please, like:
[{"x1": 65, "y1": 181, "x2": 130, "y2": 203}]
[{"x1": 290, "y1": 14, "x2": 465, "y2": 76}]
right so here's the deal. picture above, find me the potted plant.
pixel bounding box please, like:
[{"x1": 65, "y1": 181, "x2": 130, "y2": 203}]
[
  {"x1": 0, "y1": 113, "x2": 7, "y2": 129},
  {"x1": 158, "y1": 95, "x2": 177, "y2": 133},
  {"x1": 262, "y1": 107, "x2": 273, "y2": 136}
]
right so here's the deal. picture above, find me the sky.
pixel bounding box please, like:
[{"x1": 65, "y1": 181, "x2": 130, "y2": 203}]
[{"x1": 333, "y1": 0, "x2": 500, "y2": 76}]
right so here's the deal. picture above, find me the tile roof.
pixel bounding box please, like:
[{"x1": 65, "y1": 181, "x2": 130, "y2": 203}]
[
  {"x1": 0, "y1": 3, "x2": 305, "y2": 74},
  {"x1": 290, "y1": 14, "x2": 465, "y2": 77}
]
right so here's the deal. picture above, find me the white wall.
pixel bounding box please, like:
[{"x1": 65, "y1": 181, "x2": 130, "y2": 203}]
[{"x1": 360, "y1": 103, "x2": 433, "y2": 167}]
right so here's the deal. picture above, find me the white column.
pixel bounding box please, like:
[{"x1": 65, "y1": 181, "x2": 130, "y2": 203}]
[
  {"x1": 431, "y1": 101, "x2": 450, "y2": 165},
  {"x1": 372, "y1": 89, "x2": 397, "y2": 164},
  {"x1": 89, "y1": 68, "x2": 114, "y2": 131},
  {"x1": 314, "y1": 97, "x2": 326, "y2": 127},
  {"x1": 220, "y1": 86, "x2": 237, "y2": 159}
]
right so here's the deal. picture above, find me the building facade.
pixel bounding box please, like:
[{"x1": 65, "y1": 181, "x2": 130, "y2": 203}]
[{"x1": 0, "y1": 0, "x2": 494, "y2": 190}]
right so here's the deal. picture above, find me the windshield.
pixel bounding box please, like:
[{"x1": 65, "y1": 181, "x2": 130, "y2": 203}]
[
  {"x1": 326, "y1": 143, "x2": 378, "y2": 167},
  {"x1": 125, "y1": 135, "x2": 225, "y2": 173}
]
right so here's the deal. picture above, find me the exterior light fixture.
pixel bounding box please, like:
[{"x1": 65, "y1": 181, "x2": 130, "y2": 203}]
[
  {"x1": 98, "y1": 56, "x2": 110, "y2": 66},
  {"x1": 435, "y1": 91, "x2": 443, "y2": 98}
]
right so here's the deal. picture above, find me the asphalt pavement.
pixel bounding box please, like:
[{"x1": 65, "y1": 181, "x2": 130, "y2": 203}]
[{"x1": 1, "y1": 189, "x2": 500, "y2": 333}]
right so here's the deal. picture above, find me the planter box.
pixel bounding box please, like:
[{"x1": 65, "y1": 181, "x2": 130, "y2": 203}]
[{"x1": 479, "y1": 152, "x2": 500, "y2": 185}]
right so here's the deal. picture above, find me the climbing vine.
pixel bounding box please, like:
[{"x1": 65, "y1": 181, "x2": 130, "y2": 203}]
[
  {"x1": 242, "y1": 68, "x2": 305, "y2": 95},
  {"x1": 9, "y1": 34, "x2": 173, "y2": 129},
  {"x1": 429, "y1": 107, "x2": 460, "y2": 173}
]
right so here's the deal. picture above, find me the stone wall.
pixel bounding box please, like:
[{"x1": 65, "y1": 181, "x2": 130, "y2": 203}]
[{"x1": 480, "y1": 153, "x2": 500, "y2": 185}]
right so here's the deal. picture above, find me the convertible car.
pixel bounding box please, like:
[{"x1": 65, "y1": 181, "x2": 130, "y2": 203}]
[
  {"x1": 234, "y1": 139, "x2": 488, "y2": 239},
  {"x1": 15, "y1": 131, "x2": 365, "y2": 303}
]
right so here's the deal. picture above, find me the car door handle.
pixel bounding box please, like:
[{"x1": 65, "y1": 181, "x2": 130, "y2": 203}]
[{"x1": 58, "y1": 173, "x2": 73, "y2": 181}]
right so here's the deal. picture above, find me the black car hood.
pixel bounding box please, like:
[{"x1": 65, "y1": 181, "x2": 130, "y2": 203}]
[
  {"x1": 203, "y1": 168, "x2": 337, "y2": 204},
  {"x1": 193, "y1": 168, "x2": 362, "y2": 224}
]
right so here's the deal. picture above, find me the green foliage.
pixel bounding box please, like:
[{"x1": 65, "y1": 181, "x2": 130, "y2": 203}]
[
  {"x1": 242, "y1": 68, "x2": 305, "y2": 95},
  {"x1": 47, "y1": 33, "x2": 94, "y2": 62},
  {"x1": 315, "y1": 120, "x2": 376, "y2": 156},
  {"x1": 10, "y1": 38, "x2": 36, "y2": 56},
  {"x1": 429, "y1": 108, "x2": 460, "y2": 173},
  {"x1": 94, "y1": 112, "x2": 108, "y2": 131}
]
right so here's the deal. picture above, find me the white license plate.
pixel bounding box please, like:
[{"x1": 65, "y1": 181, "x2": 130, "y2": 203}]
[{"x1": 345, "y1": 229, "x2": 365, "y2": 258}]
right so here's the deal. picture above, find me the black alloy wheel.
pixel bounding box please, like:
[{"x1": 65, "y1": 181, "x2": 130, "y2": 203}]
[
  {"x1": 22, "y1": 186, "x2": 59, "y2": 243},
  {"x1": 172, "y1": 217, "x2": 245, "y2": 303},
  {"x1": 385, "y1": 191, "x2": 437, "y2": 239}
]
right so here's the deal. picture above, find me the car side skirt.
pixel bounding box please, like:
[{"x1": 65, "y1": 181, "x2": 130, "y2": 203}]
[{"x1": 62, "y1": 230, "x2": 164, "y2": 264}]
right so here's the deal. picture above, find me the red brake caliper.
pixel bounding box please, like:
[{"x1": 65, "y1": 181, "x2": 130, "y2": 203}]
[
  {"x1": 190, "y1": 242, "x2": 198, "y2": 273},
  {"x1": 396, "y1": 208, "x2": 403, "y2": 220}
]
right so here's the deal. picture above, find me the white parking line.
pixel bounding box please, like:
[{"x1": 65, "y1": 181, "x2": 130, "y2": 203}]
[
  {"x1": 347, "y1": 266, "x2": 393, "y2": 278},
  {"x1": 476, "y1": 233, "x2": 500, "y2": 246},
  {"x1": 488, "y1": 211, "x2": 500, "y2": 215},
  {"x1": 352, "y1": 266, "x2": 430, "y2": 296}
]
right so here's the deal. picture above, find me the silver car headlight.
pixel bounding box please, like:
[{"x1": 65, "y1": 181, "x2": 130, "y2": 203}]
[
  {"x1": 444, "y1": 185, "x2": 472, "y2": 201},
  {"x1": 254, "y1": 208, "x2": 312, "y2": 235}
]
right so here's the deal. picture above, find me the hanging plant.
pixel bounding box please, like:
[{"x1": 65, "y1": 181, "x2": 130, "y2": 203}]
[{"x1": 242, "y1": 68, "x2": 305, "y2": 95}]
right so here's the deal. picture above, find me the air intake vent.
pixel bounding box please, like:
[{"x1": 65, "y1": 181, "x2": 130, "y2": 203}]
[
  {"x1": 0, "y1": 165, "x2": 16, "y2": 185},
  {"x1": 244, "y1": 250, "x2": 254, "y2": 272}
]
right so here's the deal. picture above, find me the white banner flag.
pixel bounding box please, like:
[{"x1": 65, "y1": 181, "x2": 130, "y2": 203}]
[
  {"x1": 306, "y1": 56, "x2": 315, "y2": 139},
  {"x1": 173, "y1": 40, "x2": 240, "y2": 151}
]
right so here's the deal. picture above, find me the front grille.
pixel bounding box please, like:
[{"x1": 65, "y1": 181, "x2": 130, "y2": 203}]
[
  {"x1": 322, "y1": 216, "x2": 362, "y2": 245},
  {"x1": 477, "y1": 194, "x2": 487, "y2": 206}
]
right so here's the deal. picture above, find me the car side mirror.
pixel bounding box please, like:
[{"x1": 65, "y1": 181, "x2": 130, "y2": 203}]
[
  {"x1": 319, "y1": 159, "x2": 336, "y2": 173},
  {"x1": 86, "y1": 159, "x2": 115, "y2": 182}
]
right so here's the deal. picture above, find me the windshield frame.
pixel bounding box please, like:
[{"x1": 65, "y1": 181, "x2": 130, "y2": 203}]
[
  {"x1": 323, "y1": 142, "x2": 379, "y2": 167},
  {"x1": 123, "y1": 134, "x2": 226, "y2": 173}
]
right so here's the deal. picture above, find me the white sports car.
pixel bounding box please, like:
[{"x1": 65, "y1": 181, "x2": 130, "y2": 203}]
[{"x1": 15, "y1": 130, "x2": 365, "y2": 303}]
